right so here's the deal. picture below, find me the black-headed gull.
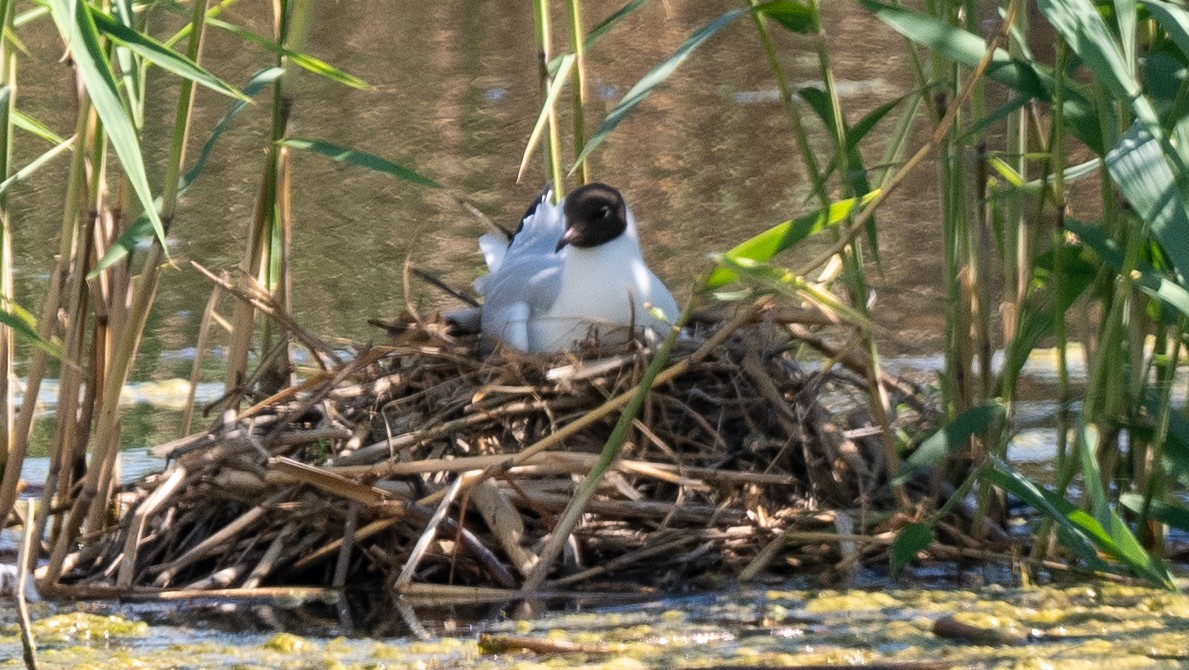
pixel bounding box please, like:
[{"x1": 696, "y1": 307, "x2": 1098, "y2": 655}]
[{"x1": 476, "y1": 183, "x2": 679, "y2": 353}]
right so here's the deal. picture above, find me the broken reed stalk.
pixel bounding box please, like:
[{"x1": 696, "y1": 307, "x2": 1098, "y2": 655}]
[{"x1": 396, "y1": 476, "x2": 462, "y2": 589}]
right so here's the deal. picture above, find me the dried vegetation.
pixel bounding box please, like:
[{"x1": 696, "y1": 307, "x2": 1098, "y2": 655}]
[{"x1": 62, "y1": 308, "x2": 934, "y2": 597}]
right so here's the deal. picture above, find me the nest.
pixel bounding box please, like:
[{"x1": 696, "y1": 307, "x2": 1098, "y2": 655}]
[{"x1": 68, "y1": 310, "x2": 930, "y2": 596}]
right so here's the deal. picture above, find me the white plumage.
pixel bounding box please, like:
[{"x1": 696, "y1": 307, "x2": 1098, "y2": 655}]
[{"x1": 476, "y1": 183, "x2": 679, "y2": 353}]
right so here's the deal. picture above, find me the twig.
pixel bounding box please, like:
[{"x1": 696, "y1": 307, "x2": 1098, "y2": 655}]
[
  {"x1": 410, "y1": 267, "x2": 479, "y2": 307},
  {"x1": 242, "y1": 523, "x2": 297, "y2": 588},
  {"x1": 417, "y1": 300, "x2": 766, "y2": 511},
  {"x1": 152, "y1": 490, "x2": 287, "y2": 587}
]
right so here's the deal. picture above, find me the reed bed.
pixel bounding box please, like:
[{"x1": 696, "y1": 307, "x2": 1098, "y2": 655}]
[{"x1": 56, "y1": 310, "x2": 931, "y2": 595}]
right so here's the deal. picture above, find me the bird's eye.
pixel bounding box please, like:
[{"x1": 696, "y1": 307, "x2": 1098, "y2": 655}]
[{"x1": 598, "y1": 206, "x2": 610, "y2": 218}]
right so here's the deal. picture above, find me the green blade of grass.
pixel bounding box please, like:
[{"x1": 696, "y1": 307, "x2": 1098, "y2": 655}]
[
  {"x1": 47, "y1": 0, "x2": 167, "y2": 253},
  {"x1": 209, "y1": 18, "x2": 367, "y2": 89},
  {"x1": 572, "y1": 7, "x2": 746, "y2": 169},
  {"x1": 13, "y1": 110, "x2": 64, "y2": 144},
  {"x1": 90, "y1": 4, "x2": 248, "y2": 102},
  {"x1": 705, "y1": 192, "x2": 878, "y2": 289},
  {"x1": 0, "y1": 136, "x2": 73, "y2": 198},
  {"x1": 280, "y1": 138, "x2": 441, "y2": 188}
]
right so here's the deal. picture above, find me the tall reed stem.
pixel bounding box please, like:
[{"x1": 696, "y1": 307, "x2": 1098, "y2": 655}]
[{"x1": 47, "y1": 0, "x2": 213, "y2": 582}]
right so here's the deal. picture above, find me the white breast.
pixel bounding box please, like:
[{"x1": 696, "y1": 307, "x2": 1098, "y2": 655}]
[{"x1": 476, "y1": 192, "x2": 679, "y2": 353}]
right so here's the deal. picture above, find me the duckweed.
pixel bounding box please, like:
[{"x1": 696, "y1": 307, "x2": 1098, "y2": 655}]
[{"x1": 0, "y1": 583, "x2": 1187, "y2": 668}]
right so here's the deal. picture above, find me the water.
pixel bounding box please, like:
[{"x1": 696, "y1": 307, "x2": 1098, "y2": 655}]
[{"x1": 3, "y1": 582, "x2": 1189, "y2": 668}]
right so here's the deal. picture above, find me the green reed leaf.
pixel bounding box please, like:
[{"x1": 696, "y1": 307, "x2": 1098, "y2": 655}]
[
  {"x1": 984, "y1": 461, "x2": 1174, "y2": 588},
  {"x1": 1120, "y1": 494, "x2": 1189, "y2": 534},
  {"x1": 798, "y1": 85, "x2": 883, "y2": 263},
  {"x1": 1102, "y1": 123, "x2": 1189, "y2": 278},
  {"x1": 890, "y1": 522, "x2": 933, "y2": 578},
  {"x1": 1144, "y1": 0, "x2": 1189, "y2": 64},
  {"x1": 209, "y1": 18, "x2": 367, "y2": 89},
  {"x1": 714, "y1": 255, "x2": 878, "y2": 331},
  {"x1": 47, "y1": 0, "x2": 167, "y2": 253},
  {"x1": 280, "y1": 138, "x2": 441, "y2": 188},
  {"x1": 1037, "y1": 0, "x2": 1138, "y2": 102},
  {"x1": 860, "y1": 0, "x2": 1105, "y2": 153},
  {"x1": 90, "y1": 4, "x2": 247, "y2": 102},
  {"x1": 895, "y1": 402, "x2": 1004, "y2": 485},
  {"x1": 13, "y1": 110, "x2": 64, "y2": 144},
  {"x1": 0, "y1": 137, "x2": 73, "y2": 198},
  {"x1": 0, "y1": 303, "x2": 60, "y2": 360},
  {"x1": 706, "y1": 192, "x2": 878, "y2": 289},
  {"x1": 1068, "y1": 219, "x2": 1189, "y2": 319},
  {"x1": 1150, "y1": 401, "x2": 1189, "y2": 486},
  {"x1": 586, "y1": 0, "x2": 646, "y2": 47}
]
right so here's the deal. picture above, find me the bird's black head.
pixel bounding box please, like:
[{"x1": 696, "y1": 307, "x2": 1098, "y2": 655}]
[{"x1": 555, "y1": 182, "x2": 628, "y2": 252}]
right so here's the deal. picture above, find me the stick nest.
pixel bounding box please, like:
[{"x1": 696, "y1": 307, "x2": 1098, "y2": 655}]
[{"x1": 73, "y1": 313, "x2": 931, "y2": 594}]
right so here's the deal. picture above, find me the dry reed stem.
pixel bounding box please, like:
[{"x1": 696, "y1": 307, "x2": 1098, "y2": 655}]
[
  {"x1": 17, "y1": 501, "x2": 38, "y2": 670},
  {"x1": 395, "y1": 476, "x2": 462, "y2": 588},
  {"x1": 152, "y1": 491, "x2": 286, "y2": 587},
  {"x1": 117, "y1": 464, "x2": 187, "y2": 588},
  {"x1": 243, "y1": 523, "x2": 297, "y2": 588},
  {"x1": 182, "y1": 281, "x2": 225, "y2": 436}
]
